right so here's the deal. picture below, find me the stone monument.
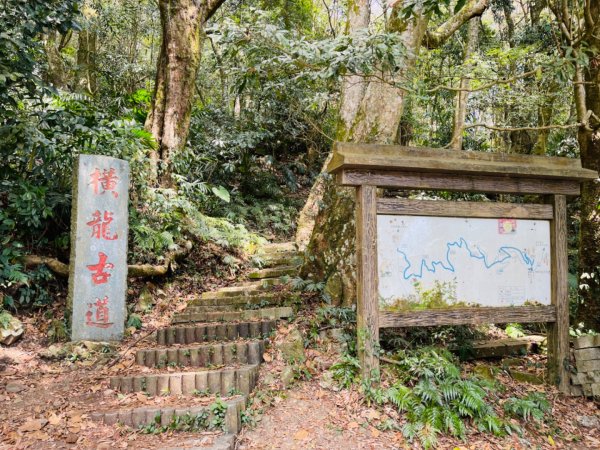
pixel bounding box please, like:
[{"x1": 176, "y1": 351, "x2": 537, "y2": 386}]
[{"x1": 68, "y1": 154, "x2": 129, "y2": 341}]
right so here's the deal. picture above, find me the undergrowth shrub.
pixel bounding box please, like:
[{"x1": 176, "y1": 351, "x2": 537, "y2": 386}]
[{"x1": 329, "y1": 348, "x2": 552, "y2": 449}]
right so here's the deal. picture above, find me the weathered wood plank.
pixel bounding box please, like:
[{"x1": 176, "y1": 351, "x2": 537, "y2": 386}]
[
  {"x1": 338, "y1": 170, "x2": 580, "y2": 196},
  {"x1": 355, "y1": 185, "x2": 380, "y2": 381},
  {"x1": 547, "y1": 195, "x2": 570, "y2": 393},
  {"x1": 377, "y1": 198, "x2": 554, "y2": 219},
  {"x1": 379, "y1": 306, "x2": 556, "y2": 328},
  {"x1": 328, "y1": 143, "x2": 597, "y2": 181}
]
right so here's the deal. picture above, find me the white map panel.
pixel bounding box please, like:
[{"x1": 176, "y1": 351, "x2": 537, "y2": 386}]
[{"x1": 377, "y1": 215, "x2": 551, "y2": 309}]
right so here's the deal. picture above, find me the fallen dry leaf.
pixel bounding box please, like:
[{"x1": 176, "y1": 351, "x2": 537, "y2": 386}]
[
  {"x1": 47, "y1": 413, "x2": 61, "y2": 426},
  {"x1": 347, "y1": 421, "x2": 359, "y2": 430},
  {"x1": 263, "y1": 353, "x2": 272, "y2": 362},
  {"x1": 293, "y1": 429, "x2": 310, "y2": 440},
  {"x1": 18, "y1": 419, "x2": 48, "y2": 433}
]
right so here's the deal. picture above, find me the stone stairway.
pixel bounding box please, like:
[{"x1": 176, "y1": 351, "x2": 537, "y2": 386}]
[{"x1": 90, "y1": 242, "x2": 301, "y2": 448}]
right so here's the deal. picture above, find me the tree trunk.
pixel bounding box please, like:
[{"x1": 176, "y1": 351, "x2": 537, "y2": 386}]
[
  {"x1": 76, "y1": 29, "x2": 97, "y2": 95},
  {"x1": 145, "y1": 0, "x2": 224, "y2": 186},
  {"x1": 576, "y1": 0, "x2": 600, "y2": 330},
  {"x1": 449, "y1": 16, "x2": 480, "y2": 150},
  {"x1": 44, "y1": 31, "x2": 70, "y2": 89},
  {"x1": 301, "y1": 0, "x2": 488, "y2": 305}
]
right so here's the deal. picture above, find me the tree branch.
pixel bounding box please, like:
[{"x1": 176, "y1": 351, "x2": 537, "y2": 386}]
[
  {"x1": 22, "y1": 242, "x2": 193, "y2": 279},
  {"x1": 204, "y1": 0, "x2": 226, "y2": 23},
  {"x1": 427, "y1": 68, "x2": 538, "y2": 93},
  {"x1": 424, "y1": 0, "x2": 489, "y2": 49},
  {"x1": 463, "y1": 122, "x2": 584, "y2": 132}
]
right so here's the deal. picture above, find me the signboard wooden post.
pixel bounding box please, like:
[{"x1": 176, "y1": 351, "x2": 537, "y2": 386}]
[
  {"x1": 328, "y1": 143, "x2": 598, "y2": 392},
  {"x1": 68, "y1": 155, "x2": 129, "y2": 341}
]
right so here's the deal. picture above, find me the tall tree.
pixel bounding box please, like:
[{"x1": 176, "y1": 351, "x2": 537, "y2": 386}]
[
  {"x1": 449, "y1": 16, "x2": 480, "y2": 150},
  {"x1": 551, "y1": 0, "x2": 600, "y2": 330},
  {"x1": 146, "y1": 0, "x2": 225, "y2": 185},
  {"x1": 300, "y1": 0, "x2": 489, "y2": 306}
]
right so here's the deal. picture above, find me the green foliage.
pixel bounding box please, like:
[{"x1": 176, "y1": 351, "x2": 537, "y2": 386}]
[
  {"x1": 209, "y1": 397, "x2": 229, "y2": 430},
  {"x1": 381, "y1": 349, "x2": 518, "y2": 449},
  {"x1": 0, "y1": 310, "x2": 13, "y2": 329},
  {"x1": 503, "y1": 392, "x2": 550, "y2": 422},
  {"x1": 505, "y1": 323, "x2": 525, "y2": 338},
  {"x1": 126, "y1": 313, "x2": 142, "y2": 330},
  {"x1": 330, "y1": 354, "x2": 361, "y2": 389},
  {"x1": 141, "y1": 410, "x2": 210, "y2": 434},
  {"x1": 0, "y1": 0, "x2": 79, "y2": 114}
]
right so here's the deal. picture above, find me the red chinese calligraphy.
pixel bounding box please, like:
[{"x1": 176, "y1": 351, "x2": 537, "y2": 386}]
[
  {"x1": 86, "y1": 210, "x2": 118, "y2": 240},
  {"x1": 89, "y1": 167, "x2": 119, "y2": 198},
  {"x1": 85, "y1": 296, "x2": 114, "y2": 328},
  {"x1": 86, "y1": 252, "x2": 114, "y2": 285}
]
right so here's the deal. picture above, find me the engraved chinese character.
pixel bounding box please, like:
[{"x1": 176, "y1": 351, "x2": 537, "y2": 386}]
[
  {"x1": 89, "y1": 167, "x2": 119, "y2": 198},
  {"x1": 85, "y1": 296, "x2": 114, "y2": 328},
  {"x1": 86, "y1": 252, "x2": 114, "y2": 285},
  {"x1": 86, "y1": 210, "x2": 118, "y2": 240}
]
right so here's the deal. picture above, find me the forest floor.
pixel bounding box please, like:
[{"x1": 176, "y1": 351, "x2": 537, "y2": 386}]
[{"x1": 2, "y1": 280, "x2": 600, "y2": 449}]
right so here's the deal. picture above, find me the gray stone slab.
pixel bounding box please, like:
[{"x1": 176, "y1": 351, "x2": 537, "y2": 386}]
[{"x1": 69, "y1": 155, "x2": 129, "y2": 341}]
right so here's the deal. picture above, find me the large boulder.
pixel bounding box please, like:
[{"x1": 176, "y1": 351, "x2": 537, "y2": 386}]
[{"x1": 0, "y1": 312, "x2": 24, "y2": 346}]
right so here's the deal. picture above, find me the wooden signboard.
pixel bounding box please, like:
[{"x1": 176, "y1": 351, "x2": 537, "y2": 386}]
[{"x1": 328, "y1": 142, "x2": 598, "y2": 392}]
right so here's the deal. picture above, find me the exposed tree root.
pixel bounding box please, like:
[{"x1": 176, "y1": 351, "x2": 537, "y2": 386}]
[{"x1": 22, "y1": 241, "x2": 192, "y2": 278}]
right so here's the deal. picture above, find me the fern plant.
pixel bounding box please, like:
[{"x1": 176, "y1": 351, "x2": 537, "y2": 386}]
[
  {"x1": 384, "y1": 348, "x2": 517, "y2": 449},
  {"x1": 503, "y1": 392, "x2": 550, "y2": 422}
]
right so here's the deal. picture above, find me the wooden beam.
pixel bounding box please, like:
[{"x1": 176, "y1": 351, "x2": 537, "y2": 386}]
[
  {"x1": 328, "y1": 142, "x2": 598, "y2": 181},
  {"x1": 355, "y1": 185, "x2": 380, "y2": 382},
  {"x1": 379, "y1": 306, "x2": 556, "y2": 328},
  {"x1": 547, "y1": 195, "x2": 570, "y2": 393},
  {"x1": 339, "y1": 170, "x2": 581, "y2": 196},
  {"x1": 377, "y1": 198, "x2": 554, "y2": 219}
]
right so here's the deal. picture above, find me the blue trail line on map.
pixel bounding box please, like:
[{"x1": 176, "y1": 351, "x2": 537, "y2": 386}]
[{"x1": 396, "y1": 237, "x2": 535, "y2": 280}]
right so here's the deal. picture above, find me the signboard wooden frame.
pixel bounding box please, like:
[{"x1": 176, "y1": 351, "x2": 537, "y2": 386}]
[{"x1": 328, "y1": 143, "x2": 598, "y2": 393}]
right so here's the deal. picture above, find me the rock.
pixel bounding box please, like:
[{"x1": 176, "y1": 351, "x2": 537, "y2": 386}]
[
  {"x1": 509, "y1": 369, "x2": 544, "y2": 385},
  {"x1": 276, "y1": 328, "x2": 305, "y2": 363},
  {"x1": 319, "y1": 370, "x2": 340, "y2": 392},
  {"x1": 574, "y1": 334, "x2": 600, "y2": 350},
  {"x1": 0, "y1": 312, "x2": 24, "y2": 346},
  {"x1": 80, "y1": 340, "x2": 115, "y2": 353},
  {"x1": 262, "y1": 372, "x2": 276, "y2": 386},
  {"x1": 576, "y1": 415, "x2": 600, "y2": 428},
  {"x1": 501, "y1": 357, "x2": 523, "y2": 367},
  {"x1": 136, "y1": 286, "x2": 154, "y2": 313},
  {"x1": 324, "y1": 273, "x2": 344, "y2": 306},
  {"x1": 473, "y1": 365, "x2": 496, "y2": 381},
  {"x1": 5, "y1": 382, "x2": 27, "y2": 393},
  {"x1": 39, "y1": 344, "x2": 68, "y2": 360},
  {"x1": 47, "y1": 319, "x2": 68, "y2": 343},
  {"x1": 281, "y1": 366, "x2": 295, "y2": 388}
]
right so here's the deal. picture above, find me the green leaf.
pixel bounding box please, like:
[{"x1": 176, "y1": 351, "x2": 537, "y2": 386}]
[{"x1": 211, "y1": 185, "x2": 231, "y2": 203}]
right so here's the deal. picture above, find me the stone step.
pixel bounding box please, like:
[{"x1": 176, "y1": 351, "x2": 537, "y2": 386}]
[
  {"x1": 109, "y1": 365, "x2": 259, "y2": 396},
  {"x1": 89, "y1": 396, "x2": 245, "y2": 434},
  {"x1": 162, "y1": 434, "x2": 235, "y2": 450},
  {"x1": 135, "y1": 340, "x2": 266, "y2": 368},
  {"x1": 189, "y1": 293, "x2": 285, "y2": 308},
  {"x1": 172, "y1": 306, "x2": 293, "y2": 324},
  {"x1": 229, "y1": 278, "x2": 282, "y2": 289},
  {"x1": 254, "y1": 253, "x2": 302, "y2": 269},
  {"x1": 156, "y1": 320, "x2": 277, "y2": 345},
  {"x1": 247, "y1": 266, "x2": 299, "y2": 280},
  {"x1": 451, "y1": 336, "x2": 545, "y2": 359},
  {"x1": 260, "y1": 242, "x2": 297, "y2": 254},
  {"x1": 209, "y1": 281, "x2": 281, "y2": 297},
  {"x1": 201, "y1": 289, "x2": 279, "y2": 300}
]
